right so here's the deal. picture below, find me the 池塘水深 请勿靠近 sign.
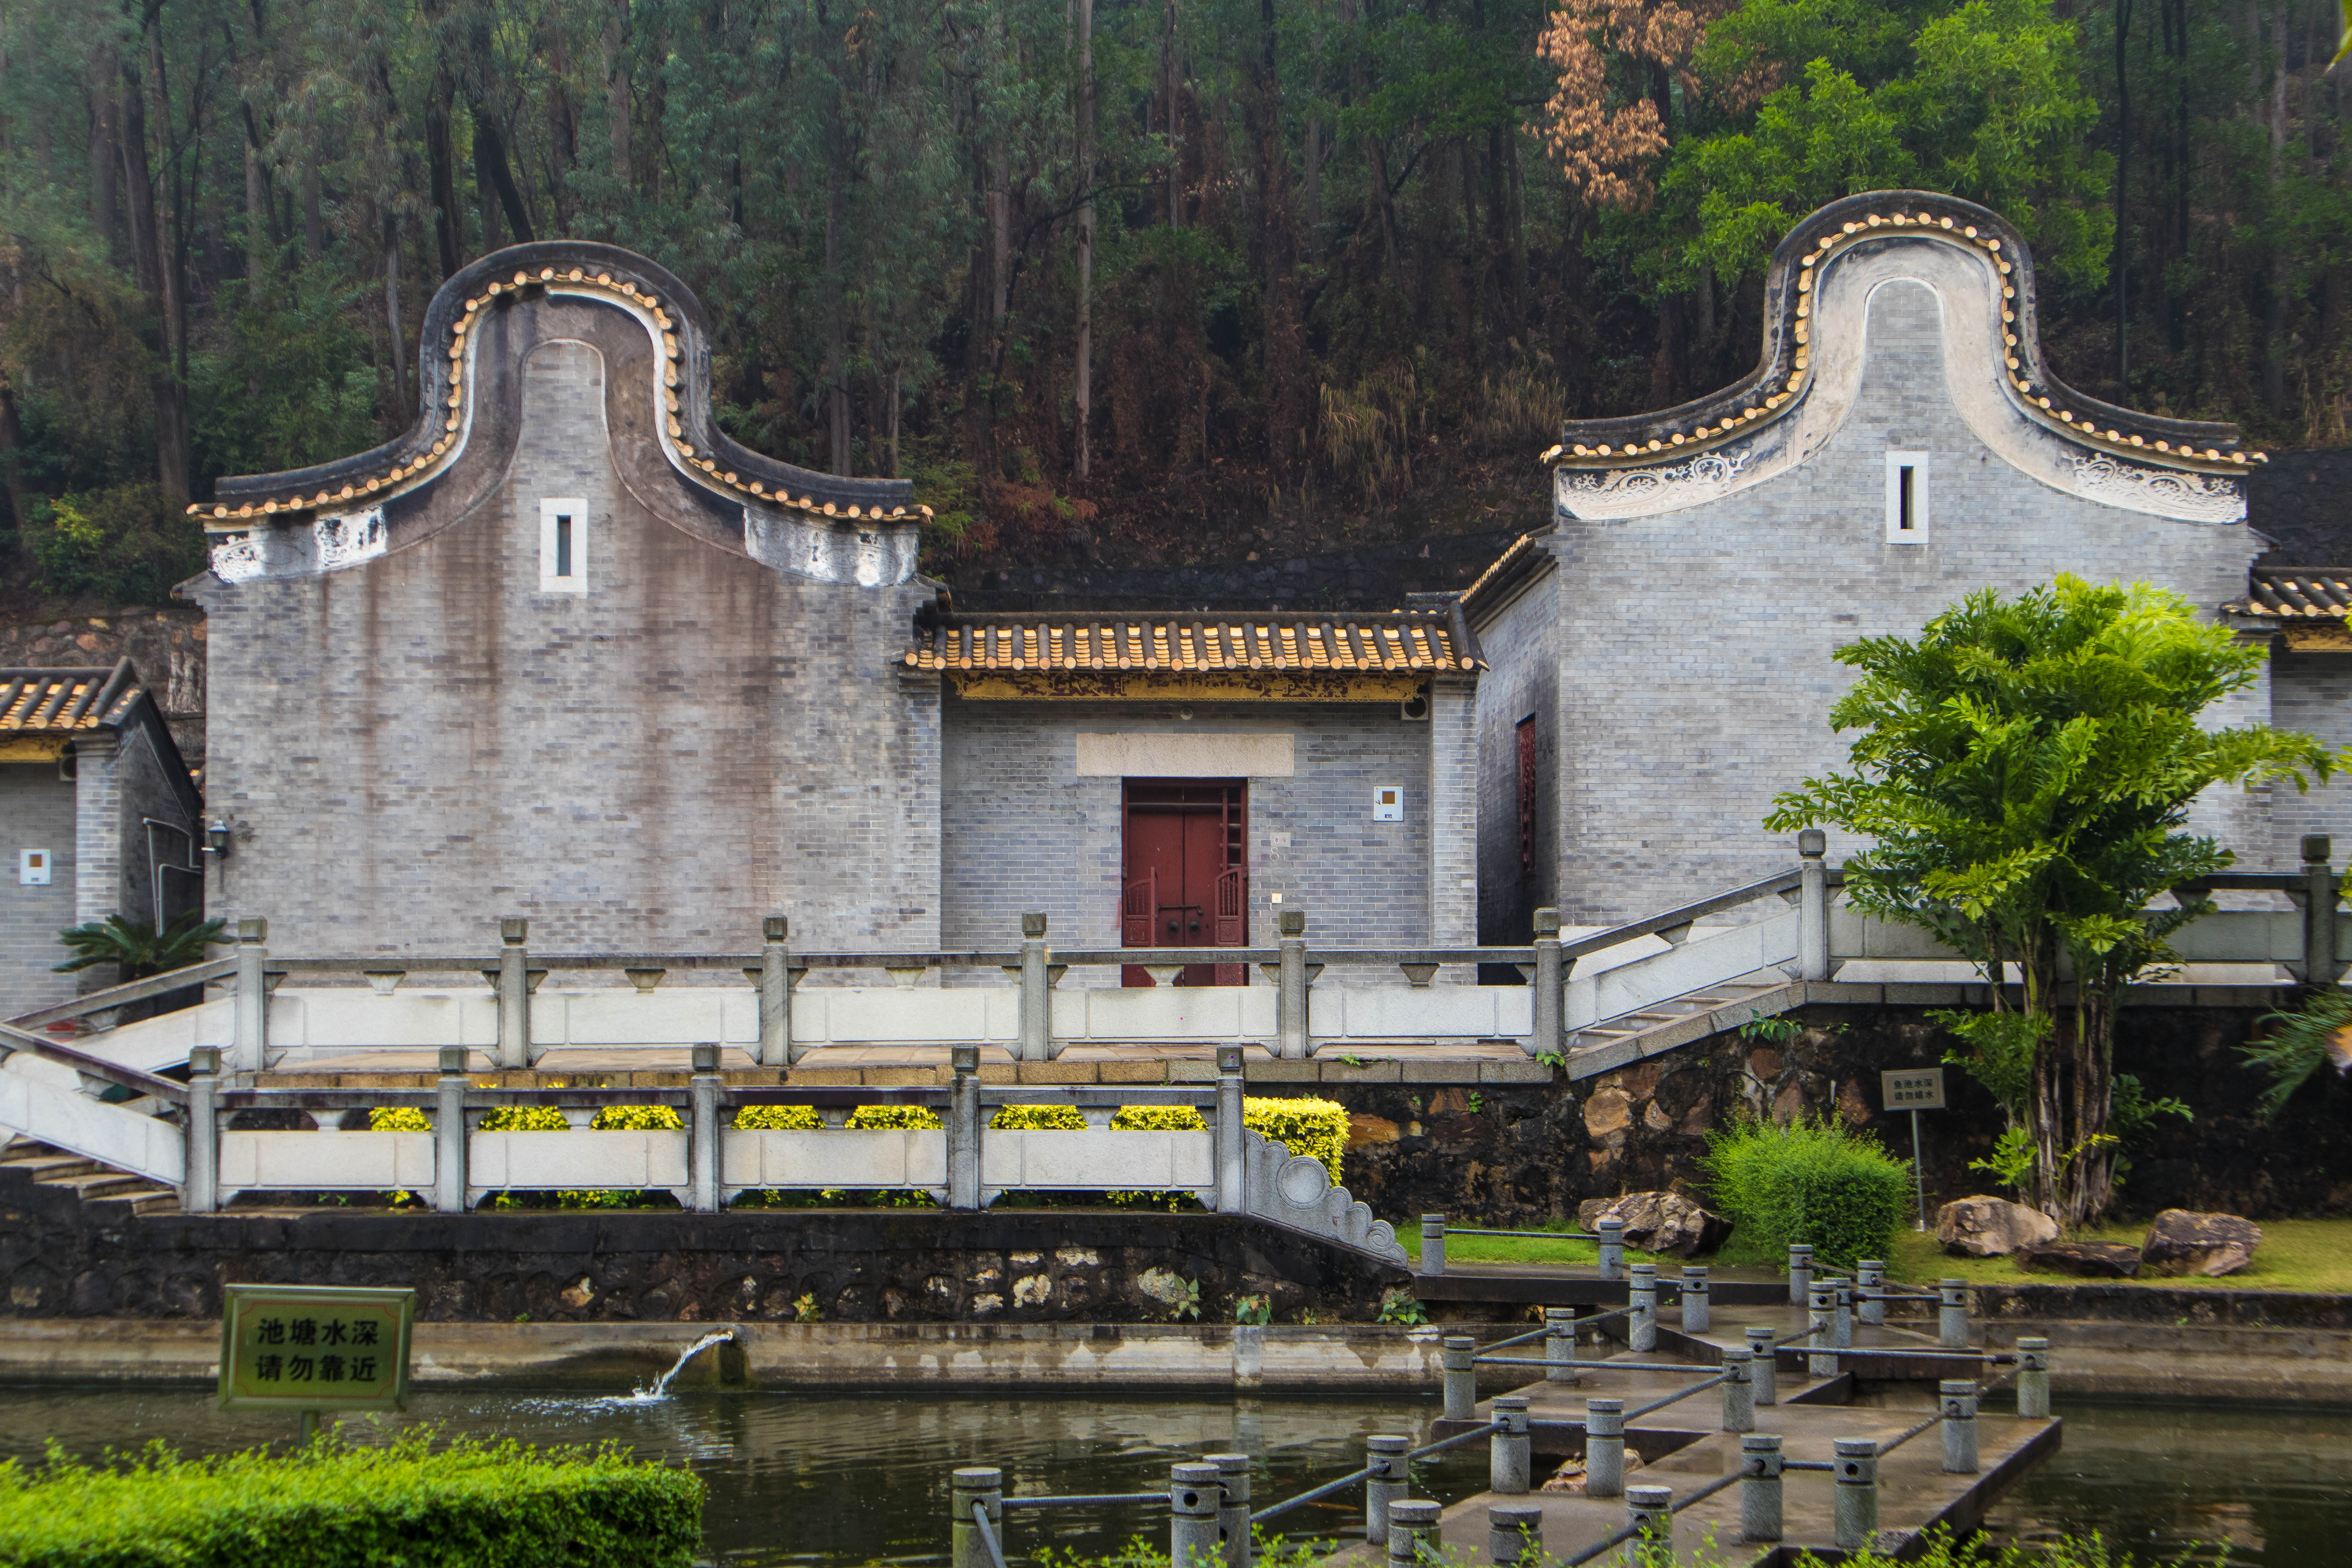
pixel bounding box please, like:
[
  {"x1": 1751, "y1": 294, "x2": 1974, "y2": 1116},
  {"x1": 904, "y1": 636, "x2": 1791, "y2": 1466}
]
[{"x1": 217, "y1": 1284, "x2": 414, "y2": 1412}]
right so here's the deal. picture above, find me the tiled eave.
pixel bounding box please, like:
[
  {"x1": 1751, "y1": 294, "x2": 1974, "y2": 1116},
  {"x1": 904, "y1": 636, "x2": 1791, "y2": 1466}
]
[
  {"x1": 902, "y1": 612, "x2": 1480, "y2": 679},
  {"x1": 2228, "y1": 569, "x2": 2352, "y2": 619},
  {"x1": 0, "y1": 661, "x2": 142, "y2": 733}
]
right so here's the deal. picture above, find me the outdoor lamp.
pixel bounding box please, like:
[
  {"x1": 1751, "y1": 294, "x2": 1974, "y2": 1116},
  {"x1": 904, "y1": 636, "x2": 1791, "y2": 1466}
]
[{"x1": 204, "y1": 819, "x2": 232, "y2": 858}]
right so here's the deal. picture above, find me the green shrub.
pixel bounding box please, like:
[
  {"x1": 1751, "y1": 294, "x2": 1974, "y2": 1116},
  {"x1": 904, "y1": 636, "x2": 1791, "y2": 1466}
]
[
  {"x1": 1700, "y1": 1114, "x2": 1911, "y2": 1269},
  {"x1": 1109, "y1": 1105, "x2": 1207, "y2": 1132},
  {"x1": 733, "y1": 1104, "x2": 823, "y2": 1130},
  {"x1": 1244, "y1": 1096, "x2": 1348, "y2": 1184},
  {"x1": 479, "y1": 1105, "x2": 569, "y2": 1132},
  {"x1": 991, "y1": 1103, "x2": 1088, "y2": 1130},
  {"x1": 0, "y1": 1431, "x2": 701, "y2": 1566},
  {"x1": 592, "y1": 1105, "x2": 681, "y2": 1131},
  {"x1": 846, "y1": 1104, "x2": 942, "y2": 1131},
  {"x1": 368, "y1": 1107, "x2": 430, "y2": 1132}
]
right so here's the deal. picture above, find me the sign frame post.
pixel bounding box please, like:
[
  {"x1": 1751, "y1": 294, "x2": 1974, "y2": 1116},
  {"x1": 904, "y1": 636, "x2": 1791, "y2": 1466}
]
[
  {"x1": 218, "y1": 1283, "x2": 416, "y2": 1442},
  {"x1": 1880, "y1": 1068, "x2": 1946, "y2": 1232}
]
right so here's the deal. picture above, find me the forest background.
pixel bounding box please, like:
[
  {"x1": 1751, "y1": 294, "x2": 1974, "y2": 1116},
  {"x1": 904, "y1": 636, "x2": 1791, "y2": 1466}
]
[{"x1": 0, "y1": 0, "x2": 2342, "y2": 612}]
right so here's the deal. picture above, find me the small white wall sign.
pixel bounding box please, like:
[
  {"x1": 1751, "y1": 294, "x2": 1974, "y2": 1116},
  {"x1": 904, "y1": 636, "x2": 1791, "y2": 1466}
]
[
  {"x1": 1372, "y1": 785, "x2": 1404, "y2": 822},
  {"x1": 1881, "y1": 1067, "x2": 1945, "y2": 1110},
  {"x1": 19, "y1": 849, "x2": 51, "y2": 886}
]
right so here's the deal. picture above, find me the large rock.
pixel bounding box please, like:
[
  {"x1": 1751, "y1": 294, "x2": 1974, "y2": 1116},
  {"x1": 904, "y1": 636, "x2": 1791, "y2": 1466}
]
[
  {"x1": 1935, "y1": 1196, "x2": 2060, "y2": 1258},
  {"x1": 2140, "y1": 1209, "x2": 2262, "y2": 1278},
  {"x1": 2019, "y1": 1242, "x2": 2143, "y2": 1278},
  {"x1": 1574, "y1": 1192, "x2": 1731, "y2": 1258}
]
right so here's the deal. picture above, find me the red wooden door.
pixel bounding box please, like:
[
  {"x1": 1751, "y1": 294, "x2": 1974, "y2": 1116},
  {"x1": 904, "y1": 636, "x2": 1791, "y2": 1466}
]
[{"x1": 1122, "y1": 781, "x2": 1247, "y2": 986}]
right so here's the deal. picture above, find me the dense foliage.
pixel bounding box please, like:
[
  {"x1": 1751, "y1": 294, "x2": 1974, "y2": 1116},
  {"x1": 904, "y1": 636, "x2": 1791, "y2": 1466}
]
[
  {"x1": 1, "y1": 0, "x2": 2338, "y2": 606},
  {"x1": 0, "y1": 1432, "x2": 702, "y2": 1567},
  {"x1": 1765, "y1": 577, "x2": 2335, "y2": 1224},
  {"x1": 52, "y1": 912, "x2": 224, "y2": 980},
  {"x1": 1701, "y1": 1112, "x2": 1913, "y2": 1267}
]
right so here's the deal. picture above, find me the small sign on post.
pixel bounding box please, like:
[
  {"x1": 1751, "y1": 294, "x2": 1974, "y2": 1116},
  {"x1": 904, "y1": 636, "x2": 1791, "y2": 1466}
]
[
  {"x1": 1880, "y1": 1068, "x2": 1945, "y2": 1232},
  {"x1": 218, "y1": 1283, "x2": 415, "y2": 1441}
]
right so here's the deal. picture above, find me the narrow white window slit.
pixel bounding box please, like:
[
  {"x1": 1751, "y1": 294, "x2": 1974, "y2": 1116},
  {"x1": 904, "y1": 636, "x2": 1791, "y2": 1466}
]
[
  {"x1": 1884, "y1": 451, "x2": 1930, "y2": 544},
  {"x1": 539, "y1": 497, "x2": 589, "y2": 592}
]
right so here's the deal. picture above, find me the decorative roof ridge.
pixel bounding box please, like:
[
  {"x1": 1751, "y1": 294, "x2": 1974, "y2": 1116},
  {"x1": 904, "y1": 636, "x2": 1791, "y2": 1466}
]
[
  {"x1": 192, "y1": 241, "x2": 927, "y2": 532},
  {"x1": 901, "y1": 606, "x2": 1481, "y2": 673},
  {"x1": 1543, "y1": 191, "x2": 2258, "y2": 477},
  {"x1": 0, "y1": 658, "x2": 145, "y2": 731},
  {"x1": 2228, "y1": 567, "x2": 2352, "y2": 618},
  {"x1": 1458, "y1": 528, "x2": 1557, "y2": 620}
]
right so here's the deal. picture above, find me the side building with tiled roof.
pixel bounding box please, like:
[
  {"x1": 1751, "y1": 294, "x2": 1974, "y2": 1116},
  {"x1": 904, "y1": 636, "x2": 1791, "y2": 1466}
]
[
  {"x1": 1465, "y1": 191, "x2": 2283, "y2": 933},
  {"x1": 1, "y1": 662, "x2": 202, "y2": 1014},
  {"x1": 185, "y1": 242, "x2": 1483, "y2": 967}
]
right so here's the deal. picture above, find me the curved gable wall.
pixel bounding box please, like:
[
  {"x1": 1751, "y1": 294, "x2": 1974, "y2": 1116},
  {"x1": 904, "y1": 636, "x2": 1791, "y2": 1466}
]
[
  {"x1": 193, "y1": 261, "x2": 940, "y2": 957},
  {"x1": 1506, "y1": 252, "x2": 2271, "y2": 926}
]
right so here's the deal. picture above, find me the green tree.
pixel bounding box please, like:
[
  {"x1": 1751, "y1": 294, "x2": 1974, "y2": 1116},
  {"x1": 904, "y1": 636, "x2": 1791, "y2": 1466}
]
[{"x1": 1765, "y1": 577, "x2": 2338, "y2": 1226}]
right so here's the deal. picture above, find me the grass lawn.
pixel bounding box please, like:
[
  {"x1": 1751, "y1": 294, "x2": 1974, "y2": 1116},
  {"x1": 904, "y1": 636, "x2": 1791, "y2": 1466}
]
[
  {"x1": 1394, "y1": 1215, "x2": 2352, "y2": 1293},
  {"x1": 1886, "y1": 1216, "x2": 2352, "y2": 1293},
  {"x1": 1392, "y1": 1216, "x2": 1601, "y2": 1269}
]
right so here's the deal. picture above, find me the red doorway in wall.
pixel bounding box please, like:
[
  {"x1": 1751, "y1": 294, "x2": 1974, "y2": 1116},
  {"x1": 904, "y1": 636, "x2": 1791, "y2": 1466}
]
[{"x1": 1120, "y1": 780, "x2": 1247, "y2": 986}]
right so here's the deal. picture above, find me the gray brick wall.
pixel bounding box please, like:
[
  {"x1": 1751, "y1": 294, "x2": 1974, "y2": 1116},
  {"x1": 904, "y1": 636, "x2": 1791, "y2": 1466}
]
[
  {"x1": 1473, "y1": 566, "x2": 1559, "y2": 943},
  {"x1": 1515, "y1": 278, "x2": 2270, "y2": 925},
  {"x1": 194, "y1": 336, "x2": 938, "y2": 958},
  {"x1": 2267, "y1": 653, "x2": 2352, "y2": 856},
  {"x1": 0, "y1": 765, "x2": 77, "y2": 1016},
  {"x1": 938, "y1": 697, "x2": 1441, "y2": 979}
]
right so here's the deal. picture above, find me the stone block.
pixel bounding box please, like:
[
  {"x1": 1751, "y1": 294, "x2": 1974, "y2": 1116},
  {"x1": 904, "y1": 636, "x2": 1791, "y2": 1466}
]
[
  {"x1": 1395, "y1": 1059, "x2": 1481, "y2": 1084},
  {"x1": 1480, "y1": 1060, "x2": 1553, "y2": 1083},
  {"x1": 1244, "y1": 1060, "x2": 1319, "y2": 1083},
  {"x1": 864, "y1": 1067, "x2": 947, "y2": 1087},
  {"x1": 1096, "y1": 1060, "x2": 1170, "y2": 1084},
  {"x1": 782, "y1": 1068, "x2": 864, "y2": 1085},
  {"x1": 1318, "y1": 1059, "x2": 1400, "y2": 1083},
  {"x1": 1168, "y1": 1059, "x2": 1220, "y2": 1082},
  {"x1": 1015, "y1": 1062, "x2": 1098, "y2": 1084}
]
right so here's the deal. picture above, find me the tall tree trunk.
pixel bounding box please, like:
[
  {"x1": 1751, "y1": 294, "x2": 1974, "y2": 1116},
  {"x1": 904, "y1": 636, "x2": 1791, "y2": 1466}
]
[
  {"x1": 243, "y1": 127, "x2": 272, "y2": 279},
  {"x1": 1074, "y1": 0, "x2": 1094, "y2": 481},
  {"x1": 472, "y1": 105, "x2": 537, "y2": 244},
  {"x1": 2114, "y1": 0, "x2": 2132, "y2": 391},
  {"x1": 0, "y1": 375, "x2": 31, "y2": 561},
  {"x1": 1162, "y1": 0, "x2": 1181, "y2": 226},
  {"x1": 90, "y1": 49, "x2": 122, "y2": 262},
  {"x1": 121, "y1": 17, "x2": 189, "y2": 507},
  {"x1": 301, "y1": 150, "x2": 324, "y2": 260},
  {"x1": 425, "y1": 82, "x2": 464, "y2": 276},
  {"x1": 384, "y1": 214, "x2": 409, "y2": 414},
  {"x1": 2265, "y1": 5, "x2": 2290, "y2": 414},
  {"x1": 826, "y1": 174, "x2": 851, "y2": 475},
  {"x1": 603, "y1": 0, "x2": 632, "y2": 194},
  {"x1": 477, "y1": 127, "x2": 505, "y2": 254},
  {"x1": 1251, "y1": 0, "x2": 1304, "y2": 468},
  {"x1": 548, "y1": 32, "x2": 578, "y2": 232}
]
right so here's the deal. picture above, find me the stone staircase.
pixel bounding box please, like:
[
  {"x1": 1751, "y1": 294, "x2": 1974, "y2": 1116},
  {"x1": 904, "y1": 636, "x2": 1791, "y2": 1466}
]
[
  {"x1": 1562, "y1": 973, "x2": 1804, "y2": 1080},
  {"x1": 0, "y1": 1139, "x2": 179, "y2": 1216}
]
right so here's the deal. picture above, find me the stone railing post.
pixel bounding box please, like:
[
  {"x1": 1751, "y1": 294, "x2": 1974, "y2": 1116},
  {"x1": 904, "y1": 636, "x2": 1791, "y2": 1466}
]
[
  {"x1": 689, "y1": 1042, "x2": 721, "y2": 1213},
  {"x1": 232, "y1": 917, "x2": 268, "y2": 1075},
  {"x1": 1214, "y1": 1044, "x2": 1245, "y2": 1214},
  {"x1": 1529, "y1": 908, "x2": 1563, "y2": 1060},
  {"x1": 2305, "y1": 836, "x2": 2338, "y2": 986},
  {"x1": 1364, "y1": 1435, "x2": 1410, "y2": 1544},
  {"x1": 1171, "y1": 1462, "x2": 1224, "y2": 1568},
  {"x1": 1276, "y1": 911, "x2": 1309, "y2": 1060},
  {"x1": 2016, "y1": 1337, "x2": 2051, "y2": 1417},
  {"x1": 1938, "y1": 1278, "x2": 1969, "y2": 1349},
  {"x1": 951, "y1": 1467, "x2": 1003, "y2": 1568},
  {"x1": 1385, "y1": 1501, "x2": 1439, "y2": 1568},
  {"x1": 759, "y1": 916, "x2": 795, "y2": 1069},
  {"x1": 1487, "y1": 1503, "x2": 1541, "y2": 1567},
  {"x1": 1746, "y1": 1326, "x2": 1778, "y2": 1406},
  {"x1": 1832, "y1": 1438, "x2": 1878, "y2": 1552},
  {"x1": 1490, "y1": 1394, "x2": 1532, "y2": 1494},
  {"x1": 1807, "y1": 1283, "x2": 1837, "y2": 1377},
  {"x1": 433, "y1": 1045, "x2": 468, "y2": 1214},
  {"x1": 1798, "y1": 829, "x2": 1829, "y2": 981},
  {"x1": 1207, "y1": 1452, "x2": 1252, "y2": 1568},
  {"x1": 1681, "y1": 1265, "x2": 1710, "y2": 1332},
  {"x1": 1596, "y1": 1217, "x2": 1625, "y2": 1280},
  {"x1": 1545, "y1": 1307, "x2": 1579, "y2": 1384},
  {"x1": 1788, "y1": 1243, "x2": 1813, "y2": 1305},
  {"x1": 1019, "y1": 913, "x2": 1052, "y2": 1062},
  {"x1": 183, "y1": 1045, "x2": 221, "y2": 1213},
  {"x1": 496, "y1": 916, "x2": 531, "y2": 1070},
  {"x1": 1421, "y1": 1212, "x2": 1446, "y2": 1276},
  {"x1": 1857, "y1": 1259, "x2": 1886, "y2": 1325},
  {"x1": 1720, "y1": 1347, "x2": 1755, "y2": 1434},
  {"x1": 1833, "y1": 1276, "x2": 1854, "y2": 1348},
  {"x1": 1628, "y1": 1263, "x2": 1658, "y2": 1352},
  {"x1": 1583, "y1": 1398, "x2": 1626, "y2": 1499},
  {"x1": 1739, "y1": 1434, "x2": 1783, "y2": 1543},
  {"x1": 947, "y1": 1044, "x2": 981, "y2": 1210},
  {"x1": 1626, "y1": 1484, "x2": 1673, "y2": 1561},
  {"x1": 1441, "y1": 1335, "x2": 1477, "y2": 1420},
  {"x1": 1940, "y1": 1379, "x2": 1979, "y2": 1474}
]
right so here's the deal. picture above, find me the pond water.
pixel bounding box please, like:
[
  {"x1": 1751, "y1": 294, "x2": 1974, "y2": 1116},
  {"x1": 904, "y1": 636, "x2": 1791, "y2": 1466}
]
[{"x1": 0, "y1": 1383, "x2": 2344, "y2": 1565}]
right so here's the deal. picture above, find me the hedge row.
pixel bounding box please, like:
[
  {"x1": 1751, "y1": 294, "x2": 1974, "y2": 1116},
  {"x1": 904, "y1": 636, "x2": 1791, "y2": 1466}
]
[{"x1": 0, "y1": 1434, "x2": 701, "y2": 1568}]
